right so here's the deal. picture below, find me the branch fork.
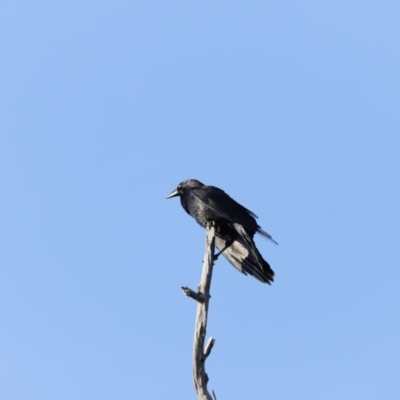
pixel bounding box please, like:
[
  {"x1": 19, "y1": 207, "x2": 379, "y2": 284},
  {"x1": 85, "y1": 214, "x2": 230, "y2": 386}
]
[{"x1": 181, "y1": 286, "x2": 207, "y2": 303}]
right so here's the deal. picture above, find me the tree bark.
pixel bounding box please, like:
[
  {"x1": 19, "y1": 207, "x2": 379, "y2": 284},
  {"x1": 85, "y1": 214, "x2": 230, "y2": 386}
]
[{"x1": 182, "y1": 223, "x2": 217, "y2": 400}]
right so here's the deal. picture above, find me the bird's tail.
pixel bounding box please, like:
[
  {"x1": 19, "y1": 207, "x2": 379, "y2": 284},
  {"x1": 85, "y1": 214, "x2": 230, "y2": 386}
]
[{"x1": 215, "y1": 236, "x2": 274, "y2": 284}]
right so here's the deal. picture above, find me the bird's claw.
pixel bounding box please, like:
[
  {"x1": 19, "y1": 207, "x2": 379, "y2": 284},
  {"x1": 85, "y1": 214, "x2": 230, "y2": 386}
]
[{"x1": 213, "y1": 250, "x2": 223, "y2": 261}]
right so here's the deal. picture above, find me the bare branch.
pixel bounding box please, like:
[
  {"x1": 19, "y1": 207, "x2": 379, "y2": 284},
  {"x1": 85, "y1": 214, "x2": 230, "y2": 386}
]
[
  {"x1": 204, "y1": 337, "x2": 215, "y2": 359},
  {"x1": 181, "y1": 286, "x2": 206, "y2": 303},
  {"x1": 192, "y1": 223, "x2": 217, "y2": 400}
]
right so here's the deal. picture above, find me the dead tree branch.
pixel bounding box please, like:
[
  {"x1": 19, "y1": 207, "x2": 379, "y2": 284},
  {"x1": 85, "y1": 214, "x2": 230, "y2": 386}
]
[{"x1": 182, "y1": 223, "x2": 217, "y2": 400}]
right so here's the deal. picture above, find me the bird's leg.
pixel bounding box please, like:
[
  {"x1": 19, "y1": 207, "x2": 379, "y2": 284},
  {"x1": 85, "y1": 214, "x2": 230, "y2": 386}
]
[
  {"x1": 207, "y1": 220, "x2": 234, "y2": 260},
  {"x1": 213, "y1": 239, "x2": 233, "y2": 260}
]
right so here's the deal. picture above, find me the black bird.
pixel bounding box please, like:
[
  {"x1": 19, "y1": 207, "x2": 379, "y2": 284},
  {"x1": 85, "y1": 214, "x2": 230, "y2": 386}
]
[{"x1": 166, "y1": 179, "x2": 277, "y2": 284}]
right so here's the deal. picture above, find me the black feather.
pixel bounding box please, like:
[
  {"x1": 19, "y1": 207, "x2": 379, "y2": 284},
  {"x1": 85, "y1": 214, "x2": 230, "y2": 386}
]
[{"x1": 167, "y1": 179, "x2": 277, "y2": 284}]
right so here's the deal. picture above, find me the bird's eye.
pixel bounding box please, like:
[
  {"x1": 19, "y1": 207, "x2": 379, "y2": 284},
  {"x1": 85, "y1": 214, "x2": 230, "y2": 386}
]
[{"x1": 178, "y1": 184, "x2": 181, "y2": 189}]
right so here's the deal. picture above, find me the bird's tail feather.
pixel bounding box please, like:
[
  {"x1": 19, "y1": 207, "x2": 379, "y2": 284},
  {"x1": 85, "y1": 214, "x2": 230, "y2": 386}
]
[
  {"x1": 215, "y1": 236, "x2": 274, "y2": 284},
  {"x1": 234, "y1": 224, "x2": 270, "y2": 271}
]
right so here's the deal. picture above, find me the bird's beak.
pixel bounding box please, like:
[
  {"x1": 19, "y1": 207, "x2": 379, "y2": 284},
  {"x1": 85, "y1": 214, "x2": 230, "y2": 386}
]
[{"x1": 166, "y1": 188, "x2": 180, "y2": 199}]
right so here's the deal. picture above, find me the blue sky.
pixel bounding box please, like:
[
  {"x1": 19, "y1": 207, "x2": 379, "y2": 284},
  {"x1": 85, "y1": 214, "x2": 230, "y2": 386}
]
[{"x1": 1, "y1": 1, "x2": 399, "y2": 399}]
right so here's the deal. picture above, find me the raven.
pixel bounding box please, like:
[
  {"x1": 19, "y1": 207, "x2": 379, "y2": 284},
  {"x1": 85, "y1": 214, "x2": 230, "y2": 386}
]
[{"x1": 167, "y1": 179, "x2": 277, "y2": 284}]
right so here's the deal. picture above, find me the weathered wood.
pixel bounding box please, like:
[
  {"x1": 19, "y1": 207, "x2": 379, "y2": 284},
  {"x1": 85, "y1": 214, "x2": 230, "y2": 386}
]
[
  {"x1": 204, "y1": 337, "x2": 215, "y2": 359},
  {"x1": 185, "y1": 223, "x2": 217, "y2": 400},
  {"x1": 181, "y1": 286, "x2": 206, "y2": 303}
]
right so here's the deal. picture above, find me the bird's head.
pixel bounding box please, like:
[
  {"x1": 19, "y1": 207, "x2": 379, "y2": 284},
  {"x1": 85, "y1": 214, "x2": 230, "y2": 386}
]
[{"x1": 166, "y1": 179, "x2": 204, "y2": 199}]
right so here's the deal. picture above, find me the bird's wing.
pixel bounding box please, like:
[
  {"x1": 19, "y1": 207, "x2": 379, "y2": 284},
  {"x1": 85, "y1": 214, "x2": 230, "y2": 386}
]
[
  {"x1": 191, "y1": 186, "x2": 277, "y2": 244},
  {"x1": 191, "y1": 186, "x2": 257, "y2": 225}
]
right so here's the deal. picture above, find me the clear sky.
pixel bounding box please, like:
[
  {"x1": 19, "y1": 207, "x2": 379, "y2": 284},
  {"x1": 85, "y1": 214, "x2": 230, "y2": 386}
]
[{"x1": 1, "y1": 1, "x2": 399, "y2": 399}]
